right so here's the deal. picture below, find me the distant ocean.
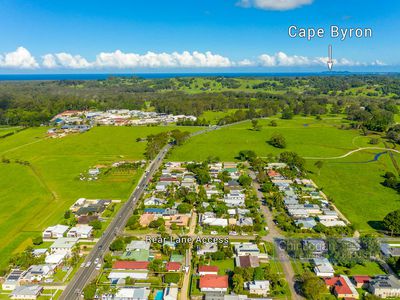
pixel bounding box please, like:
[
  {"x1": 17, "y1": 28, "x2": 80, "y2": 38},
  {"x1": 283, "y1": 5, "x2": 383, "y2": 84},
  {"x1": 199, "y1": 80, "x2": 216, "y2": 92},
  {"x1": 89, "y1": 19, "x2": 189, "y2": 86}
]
[{"x1": 0, "y1": 72, "x2": 395, "y2": 81}]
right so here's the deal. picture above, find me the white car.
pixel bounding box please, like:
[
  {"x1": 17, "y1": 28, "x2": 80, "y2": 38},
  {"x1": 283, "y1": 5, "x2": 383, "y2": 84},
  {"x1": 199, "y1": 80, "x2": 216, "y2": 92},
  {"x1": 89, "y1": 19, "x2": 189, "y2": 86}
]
[
  {"x1": 229, "y1": 231, "x2": 238, "y2": 236},
  {"x1": 241, "y1": 232, "x2": 248, "y2": 236},
  {"x1": 210, "y1": 231, "x2": 218, "y2": 235},
  {"x1": 95, "y1": 263, "x2": 102, "y2": 270}
]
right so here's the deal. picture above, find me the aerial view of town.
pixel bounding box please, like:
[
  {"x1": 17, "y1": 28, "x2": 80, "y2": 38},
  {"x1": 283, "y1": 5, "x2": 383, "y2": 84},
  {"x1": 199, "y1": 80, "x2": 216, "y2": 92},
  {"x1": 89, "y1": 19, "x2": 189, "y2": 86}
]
[{"x1": 1, "y1": 1, "x2": 400, "y2": 300}]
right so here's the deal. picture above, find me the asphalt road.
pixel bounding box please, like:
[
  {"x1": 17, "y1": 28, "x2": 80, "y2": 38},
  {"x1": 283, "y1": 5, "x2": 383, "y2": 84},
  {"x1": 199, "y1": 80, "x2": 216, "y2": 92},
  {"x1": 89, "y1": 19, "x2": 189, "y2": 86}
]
[
  {"x1": 60, "y1": 126, "x2": 219, "y2": 300},
  {"x1": 59, "y1": 144, "x2": 171, "y2": 300}
]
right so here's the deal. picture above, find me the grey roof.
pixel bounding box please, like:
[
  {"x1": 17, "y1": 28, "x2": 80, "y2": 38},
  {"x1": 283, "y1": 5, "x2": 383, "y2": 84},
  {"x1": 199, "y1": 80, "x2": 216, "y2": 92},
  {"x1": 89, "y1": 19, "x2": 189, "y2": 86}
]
[
  {"x1": 10, "y1": 285, "x2": 43, "y2": 297},
  {"x1": 370, "y1": 275, "x2": 400, "y2": 289}
]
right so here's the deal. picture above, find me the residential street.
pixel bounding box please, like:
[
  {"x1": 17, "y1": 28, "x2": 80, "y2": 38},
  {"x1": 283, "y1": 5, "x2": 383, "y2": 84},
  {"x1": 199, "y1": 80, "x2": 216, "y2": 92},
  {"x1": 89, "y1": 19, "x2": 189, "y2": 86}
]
[{"x1": 249, "y1": 170, "x2": 305, "y2": 300}]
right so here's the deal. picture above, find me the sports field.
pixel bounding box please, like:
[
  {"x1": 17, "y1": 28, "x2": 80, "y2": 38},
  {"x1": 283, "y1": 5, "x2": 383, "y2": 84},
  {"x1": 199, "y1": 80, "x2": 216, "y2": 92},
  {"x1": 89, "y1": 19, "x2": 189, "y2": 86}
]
[
  {"x1": 169, "y1": 116, "x2": 400, "y2": 232},
  {"x1": 0, "y1": 125, "x2": 199, "y2": 268}
]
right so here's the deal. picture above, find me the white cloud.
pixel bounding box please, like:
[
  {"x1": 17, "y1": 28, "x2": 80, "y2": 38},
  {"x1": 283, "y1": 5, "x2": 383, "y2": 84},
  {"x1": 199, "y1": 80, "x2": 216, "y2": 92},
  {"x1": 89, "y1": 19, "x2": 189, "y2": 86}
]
[
  {"x1": 259, "y1": 52, "x2": 311, "y2": 66},
  {"x1": 256, "y1": 51, "x2": 381, "y2": 67},
  {"x1": 237, "y1": 0, "x2": 313, "y2": 11},
  {"x1": 94, "y1": 50, "x2": 232, "y2": 68},
  {"x1": 0, "y1": 47, "x2": 388, "y2": 69},
  {"x1": 0, "y1": 47, "x2": 38, "y2": 69},
  {"x1": 42, "y1": 54, "x2": 57, "y2": 68},
  {"x1": 42, "y1": 53, "x2": 91, "y2": 69},
  {"x1": 237, "y1": 59, "x2": 255, "y2": 66}
]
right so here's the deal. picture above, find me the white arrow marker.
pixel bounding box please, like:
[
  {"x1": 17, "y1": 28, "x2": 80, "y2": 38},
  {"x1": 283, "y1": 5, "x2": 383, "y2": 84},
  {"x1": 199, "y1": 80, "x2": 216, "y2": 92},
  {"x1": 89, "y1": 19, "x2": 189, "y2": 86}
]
[{"x1": 327, "y1": 44, "x2": 333, "y2": 71}]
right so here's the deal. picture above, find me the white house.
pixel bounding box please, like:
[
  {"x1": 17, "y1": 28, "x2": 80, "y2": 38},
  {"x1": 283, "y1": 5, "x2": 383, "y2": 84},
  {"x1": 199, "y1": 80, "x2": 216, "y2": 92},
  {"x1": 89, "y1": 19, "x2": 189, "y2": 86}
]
[
  {"x1": 200, "y1": 213, "x2": 228, "y2": 227},
  {"x1": 126, "y1": 240, "x2": 151, "y2": 251},
  {"x1": 22, "y1": 265, "x2": 54, "y2": 283},
  {"x1": 2, "y1": 270, "x2": 25, "y2": 290},
  {"x1": 144, "y1": 197, "x2": 166, "y2": 206},
  {"x1": 369, "y1": 275, "x2": 400, "y2": 298},
  {"x1": 108, "y1": 271, "x2": 149, "y2": 282},
  {"x1": 319, "y1": 220, "x2": 346, "y2": 227},
  {"x1": 45, "y1": 253, "x2": 66, "y2": 266},
  {"x1": 318, "y1": 215, "x2": 339, "y2": 222},
  {"x1": 104, "y1": 287, "x2": 150, "y2": 300},
  {"x1": 163, "y1": 284, "x2": 178, "y2": 300},
  {"x1": 236, "y1": 218, "x2": 253, "y2": 227},
  {"x1": 50, "y1": 237, "x2": 79, "y2": 256},
  {"x1": 197, "y1": 243, "x2": 218, "y2": 256},
  {"x1": 202, "y1": 217, "x2": 228, "y2": 227},
  {"x1": 223, "y1": 192, "x2": 245, "y2": 207},
  {"x1": 42, "y1": 225, "x2": 69, "y2": 239},
  {"x1": 67, "y1": 225, "x2": 93, "y2": 239},
  {"x1": 243, "y1": 280, "x2": 270, "y2": 296},
  {"x1": 9, "y1": 285, "x2": 43, "y2": 300},
  {"x1": 313, "y1": 258, "x2": 334, "y2": 277},
  {"x1": 234, "y1": 243, "x2": 260, "y2": 256}
]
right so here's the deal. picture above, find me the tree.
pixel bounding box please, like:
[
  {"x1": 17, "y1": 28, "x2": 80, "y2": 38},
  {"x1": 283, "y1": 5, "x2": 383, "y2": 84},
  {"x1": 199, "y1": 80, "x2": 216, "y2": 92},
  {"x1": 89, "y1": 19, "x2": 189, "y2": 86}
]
[
  {"x1": 103, "y1": 253, "x2": 113, "y2": 268},
  {"x1": 383, "y1": 209, "x2": 400, "y2": 236},
  {"x1": 369, "y1": 137, "x2": 379, "y2": 145},
  {"x1": 64, "y1": 210, "x2": 71, "y2": 219},
  {"x1": 281, "y1": 109, "x2": 294, "y2": 120},
  {"x1": 314, "y1": 160, "x2": 324, "y2": 175},
  {"x1": 300, "y1": 272, "x2": 327, "y2": 300},
  {"x1": 177, "y1": 203, "x2": 192, "y2": 214},
  {"x1": 237, "y1": 150, "x2": 257, "y2": 162},
  {"x1": 251, "y1": 119, "x2": 262, "y2": 131},
  {"x1": 238, "y1": 174, "x2": 252, "y2": 187},
  {"x1": 232, "y1": 274, "x2": 244, "y2": 294},
  {"x1": 89, "y1": 219, "x2": 102, "y2": 230},
  {"x1": 149, "y1": 259, "x2": 163, "y2": 272},
  {"x1": 269, "y1": 133, "x2": 286, "y2": 148},
  {"x1": 360, "y1": 235, "x2": 380, "y2": 257},
  {"x1": 83, "y1": 282, "x2": 97, "y2": 300},
  {"x1": 253, "y1": 267, "x2": 265, "y2": 280},
  {"x1": 279, "y1": 151, "x2": 305, "y2": 171},
  {"x1": 109, "y1": 238, "x2": 125, "y2": 251},
  {"x1": 149, "y1": 218, "x2": 165, "y2": 228},
  {"x1": 164, "y1": 273, "x2": 180, "y2": 284},
  {"x1": 32, "y1": 236, "x2": 43, "y2": 245},
  {"x1": 269, "y1": 120, "x2": 278, "y2": 127}
]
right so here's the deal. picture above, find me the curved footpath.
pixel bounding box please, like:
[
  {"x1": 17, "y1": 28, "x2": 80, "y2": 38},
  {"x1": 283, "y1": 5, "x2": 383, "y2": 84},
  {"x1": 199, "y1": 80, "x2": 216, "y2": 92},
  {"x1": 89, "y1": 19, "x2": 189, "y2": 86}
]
[{"x1": 303, "y1": 146, "x2": 400, "y2": 160}]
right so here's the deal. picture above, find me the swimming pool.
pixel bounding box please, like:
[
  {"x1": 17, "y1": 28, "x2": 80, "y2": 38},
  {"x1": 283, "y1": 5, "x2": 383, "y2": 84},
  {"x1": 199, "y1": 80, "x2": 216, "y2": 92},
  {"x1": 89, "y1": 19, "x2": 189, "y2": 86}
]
[{"x1": 155, "y1": 290, "x2": 163, "y2": 300}]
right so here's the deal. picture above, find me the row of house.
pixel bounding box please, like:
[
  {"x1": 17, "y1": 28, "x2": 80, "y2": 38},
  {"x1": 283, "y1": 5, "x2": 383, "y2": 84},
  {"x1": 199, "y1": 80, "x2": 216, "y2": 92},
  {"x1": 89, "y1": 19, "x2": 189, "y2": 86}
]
[
  {"x1": 324, "y1": 275, "x2": 400, "y2": 299},
  {"x1": 42, "y1": 224, "x2": 93, "y2": 239},
  {"x1": 196, "y1": 242, "x2": 270, "y2": 299},
  {"x1": 267, "y1": 164, "x2": 347, "y2": 229}
]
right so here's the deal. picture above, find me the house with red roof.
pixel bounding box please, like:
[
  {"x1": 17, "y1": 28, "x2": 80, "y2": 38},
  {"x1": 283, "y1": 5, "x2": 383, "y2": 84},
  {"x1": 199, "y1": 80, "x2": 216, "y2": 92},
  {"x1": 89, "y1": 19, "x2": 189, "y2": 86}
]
[
  {"x1": 267, "y1": 170, "x2": 281, "y2": 178},
  {"x1": 166, "y1": 262, "x2": 181, "y2": 272},
  {"x1": 198, "y1": 265, "x2": 219, "y2": 276},
  {"x1": 352, "y1": 275, "x2": 371, "y2": 288},
  {"x1": 325, "y1": 275, "x2": 359, "y2": 299},
  {"x1": 108, "y1": 261, "x2": 150, "y2": 283},
  {"x1": 199, "y1": 274, "x2": 228, "y2": 292},
  {"x1": 112, "y1": 261, "x2": 149, "y2": 270}
]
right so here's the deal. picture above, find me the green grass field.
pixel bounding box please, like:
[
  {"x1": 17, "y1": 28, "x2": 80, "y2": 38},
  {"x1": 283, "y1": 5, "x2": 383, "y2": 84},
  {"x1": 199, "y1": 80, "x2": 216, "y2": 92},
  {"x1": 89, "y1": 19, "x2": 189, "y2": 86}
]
[
  {"x1": 334, "y1": 261, "x2": 385, "y2": 276},
  {"x1": 170, "y1": 116, "x2": 400, "y2": 232},
  {"x1": 0, "y1": 125, "x2": 200, "y2": 268},
  {"x1": 198, "y1": 109, "x2": 241, "y2": 124}
]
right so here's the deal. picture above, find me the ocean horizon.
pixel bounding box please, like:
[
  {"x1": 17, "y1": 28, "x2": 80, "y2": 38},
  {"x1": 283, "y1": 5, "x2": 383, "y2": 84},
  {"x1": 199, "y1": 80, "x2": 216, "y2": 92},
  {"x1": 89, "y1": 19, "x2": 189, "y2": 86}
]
[{"x1": 0, "y1": 71, "x2": 398, "y2": 81}]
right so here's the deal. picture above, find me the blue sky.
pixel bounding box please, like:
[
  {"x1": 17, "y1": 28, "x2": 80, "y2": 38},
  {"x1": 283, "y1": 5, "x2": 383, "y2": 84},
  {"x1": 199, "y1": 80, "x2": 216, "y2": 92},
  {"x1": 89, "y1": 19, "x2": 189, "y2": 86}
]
[{"x1": 0, "y1": 0, "x2": 399, "y2": 72}]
